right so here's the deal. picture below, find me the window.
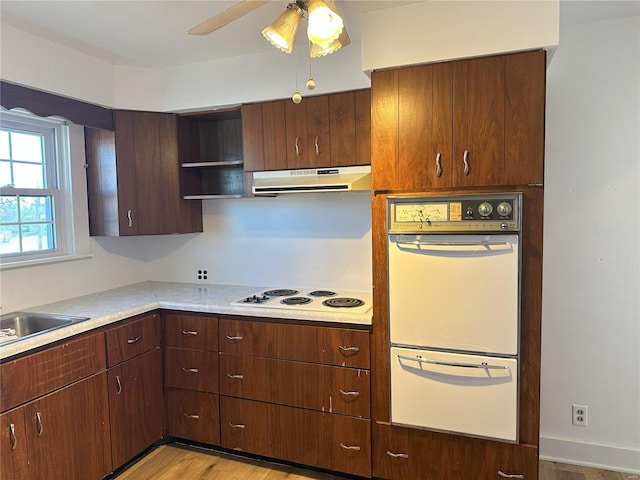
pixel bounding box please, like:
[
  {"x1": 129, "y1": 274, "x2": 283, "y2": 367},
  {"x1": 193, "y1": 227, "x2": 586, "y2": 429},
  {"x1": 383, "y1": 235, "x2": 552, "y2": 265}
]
[{"x1": 0, "y1": 110, "x2": 73, "y2": 264}]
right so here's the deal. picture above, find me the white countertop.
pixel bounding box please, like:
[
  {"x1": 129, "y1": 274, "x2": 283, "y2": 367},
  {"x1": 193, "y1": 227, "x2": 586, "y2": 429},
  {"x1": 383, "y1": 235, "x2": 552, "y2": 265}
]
[{"x1": 0, "y1": 281, "x2": 373, "y2": 360}]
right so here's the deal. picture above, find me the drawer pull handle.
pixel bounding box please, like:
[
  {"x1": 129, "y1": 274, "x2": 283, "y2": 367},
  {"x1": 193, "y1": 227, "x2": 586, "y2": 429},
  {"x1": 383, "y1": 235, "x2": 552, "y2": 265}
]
[
  {"x1": 339, "y1": 345, "x2": 360, "y2": 353},
  {"x1": 35, "y1": 412, "x2": 43, "y2": 437},
  {"x1": 339, "y1": 443, "x2": 361, "y2": 451},
  {"x1": 182, "y1": 368, "x2": 199, "y2": 373},
  {"x1": 339, "y1": 390, "x2": 360, "y2": 397},
  {"x1": 386, "y1": 451, "x2": 409, "y2": 459},
  {"x1": 435, "y1": 152, "x2": 442, "y2": 178},
  {"x1": 127, "y1": 336, "x2": 141, "y2": 344},
  {"x1": 229, "y1": 423, "x2": 246, "y2": 429},
  {"x1": 116, "y1": 375, "x2": 122, "y2": 395},
  {"x1": 295, "y1": 137, "x2": 300, "y2": 157},
  {"x1": 226, "y1": 374, "x2": 244, "y2": 379},
  {"x1": 182, "y1": 330, "x2": 198, "y2": 336},
  {"x1": 127, "y1": 209, "x2": 133, "y2": 227},
  {"x1": 498, "y1": 472, "x2": 524, "y2": 479},
  {"x1": 463, "y1": 150, "x2": 470, "y2": 175},
  {"x1": 314, "y1": 135, "x2": 320, "y2": 156},
  {"x1": 226, "y1": 335, "x2": 244, "y2": 341},
  {"x1": 183, "y1": 413, "x2": 200, "y2": 419},
  {"x1": 9, "y1": 423, "x2": 16, "y2": 450}
]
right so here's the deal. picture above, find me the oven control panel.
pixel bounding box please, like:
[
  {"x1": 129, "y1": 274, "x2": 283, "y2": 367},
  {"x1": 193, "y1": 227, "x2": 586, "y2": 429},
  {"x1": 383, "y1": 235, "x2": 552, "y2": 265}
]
[{"x1": 388, "y1": 193, "x2": 521, "y2": 233}]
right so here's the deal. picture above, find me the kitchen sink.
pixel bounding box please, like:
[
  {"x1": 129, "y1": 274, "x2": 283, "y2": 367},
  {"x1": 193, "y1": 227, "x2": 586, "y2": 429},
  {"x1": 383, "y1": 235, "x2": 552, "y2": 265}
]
[{"x1": 0, "y1": 312, "x2": 89, "y2": 344}]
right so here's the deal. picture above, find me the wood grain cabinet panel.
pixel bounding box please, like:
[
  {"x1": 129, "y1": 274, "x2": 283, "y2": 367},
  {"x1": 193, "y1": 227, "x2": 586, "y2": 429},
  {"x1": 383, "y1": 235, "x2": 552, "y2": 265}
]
[
  {"x1": 105, "y1": 313, "x2": 161, "y2": 367},
  {"x1": 306, "y1": 95, "x2": 331, "y2": 168},
  {"x1": 166, "y1": 389, "x2": 219, "y2": 445},
  {"x1": 219, "y1": 353, "x2": 370, "y2": 418},
  {"x1": 219, "y1": 319, "x2": 370, "y2": 368},
  {"x1": 285, "y1": 99, "x2": 309, "y2": 169},
  {"x1": 220, "y1": 395, "x2": 271, "y2": 456},
  {"x1": 241, "y1": 103, "x2": 264, "y2": 172},
  {"x1": 0, "y1": 409, "x2": 28, "y2": 480},
  {"x1": 261, "y1": 100, "x2": 288, "y2": 171},
  {"x1": 164, "y1": 313, "x2": 218, "y2": 351},
  {"x1": 165, "y1": 348, "x2": 218, "y2": 393},
  {"x1": 0, "y1": 332, "x2": 105, "y2": 412}
]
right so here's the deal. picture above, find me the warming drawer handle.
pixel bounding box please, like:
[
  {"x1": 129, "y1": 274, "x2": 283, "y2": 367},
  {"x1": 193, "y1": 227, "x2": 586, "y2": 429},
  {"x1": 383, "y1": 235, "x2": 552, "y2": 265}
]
[
  {"x1": 339, "y1": 390, "x2": 360, "y2": 397},
  {"x1": 182, "y1": 368, "x2": 199, "y2": 373},
  {"x1": 226, "y1": 335, "x2": 244, "y2": 341},
  {"x1": 435, "y1": 153, "x2": 442, "y2": 178},
  {"x1": 463, "y1": 150, "x2": 470, "y2": 175},
  {"x1": 395, "y1": 239, "x2": 512, "y2": 248},
  {"x1": 9, "y1": 423, "x2": 16, "y2": 450},
  {"x1": 498, "y1": 472, "x2": 524, "y2": 479},
  {"x1": 127, "y1": 336, "x2": 141, "y2": 344},
  {"x1": 386, "y1": 451, "x2": 409, "y2": 459},
  {"x1": 182, "y1": 330, "x2": 198, "y2": 336},
  {"x1": 397, "y1": 354, "x2": 510, "y2": 370},
  {"x1": 339, "y1": 443, "x2": 361, "y2": 451},
  {"x1": 226, "y1": 374, "x2": 244, "y2": 379},
  {"x1": 35, "y1": 412, "x2": 43, "y2": 437},
  {"x1": 183, "y1": 413, "x2": 200, "y2": 419},
  {"x1": 338, "y1": 345, "x2": 360, "y2": 353},
  {"x1": 228, "y1": 423, "x2": 246, "y2": 429}
]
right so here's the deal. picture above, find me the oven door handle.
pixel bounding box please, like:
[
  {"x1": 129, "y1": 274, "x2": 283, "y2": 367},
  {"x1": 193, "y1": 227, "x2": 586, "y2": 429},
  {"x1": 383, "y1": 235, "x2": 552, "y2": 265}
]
[
  {"x1": 395, "y1": 239, "x2": 512, "y2": 247},
  {"x1": 397, "y1": 354, "x2": 510, "y2": 370}
]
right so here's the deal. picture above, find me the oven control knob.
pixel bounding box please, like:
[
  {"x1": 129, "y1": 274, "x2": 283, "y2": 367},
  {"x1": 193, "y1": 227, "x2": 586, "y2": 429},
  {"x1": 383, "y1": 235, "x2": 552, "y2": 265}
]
[
  {"x1": 497, "y1": 201, "x2": 512, "y2": 217},
  {"x1": 466, "y1": 207, "x2": 474, "y2": 216},
  {"x1": 478, "y1": 202, "x2": 493, "y2": 217}
]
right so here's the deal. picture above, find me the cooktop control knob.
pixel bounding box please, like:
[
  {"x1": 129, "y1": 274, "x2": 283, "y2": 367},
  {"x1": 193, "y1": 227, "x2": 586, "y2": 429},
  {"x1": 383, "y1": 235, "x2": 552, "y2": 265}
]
[
  {"x1": 497, "y1": 201, "x2": 513, "y2": 217},
  {"x1": 478, "y1": 202, "x2": 493, "y2": 217}
]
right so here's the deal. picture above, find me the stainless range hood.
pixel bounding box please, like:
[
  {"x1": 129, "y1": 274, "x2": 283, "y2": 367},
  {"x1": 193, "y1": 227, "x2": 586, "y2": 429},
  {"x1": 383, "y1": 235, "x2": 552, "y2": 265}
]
[{"x1": 252, "y1": 165, "x2": 371, "y2": 195}]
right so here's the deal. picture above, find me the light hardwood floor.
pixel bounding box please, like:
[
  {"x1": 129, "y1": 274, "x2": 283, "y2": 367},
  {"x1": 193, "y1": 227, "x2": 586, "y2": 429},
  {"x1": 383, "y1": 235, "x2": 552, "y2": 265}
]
[{"x1": 113, "y1": 444, "x2": 638, "y2": 480}]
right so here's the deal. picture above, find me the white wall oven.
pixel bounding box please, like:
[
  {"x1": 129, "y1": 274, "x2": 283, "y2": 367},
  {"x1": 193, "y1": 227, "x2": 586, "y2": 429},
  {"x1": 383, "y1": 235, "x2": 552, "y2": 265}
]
[{"x1": 387, "y1": 193, "x2": 522, "y2": 442}]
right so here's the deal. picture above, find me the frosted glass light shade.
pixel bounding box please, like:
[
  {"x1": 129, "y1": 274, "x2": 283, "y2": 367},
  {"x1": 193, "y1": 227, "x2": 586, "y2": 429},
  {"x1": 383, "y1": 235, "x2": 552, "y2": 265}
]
[
  {"x1": 262, "y1": 4, "x2": 303, "y2": 54},
  {"x1": 307, "y1": 0, "x2": 343, "y2": 45},
  {"x1": 309, "y1": 38, "x2": 342, "y2": 58}
]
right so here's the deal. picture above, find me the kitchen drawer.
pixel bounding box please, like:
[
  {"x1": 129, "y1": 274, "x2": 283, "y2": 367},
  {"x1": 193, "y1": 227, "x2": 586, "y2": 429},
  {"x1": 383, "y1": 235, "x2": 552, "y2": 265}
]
[
  {"x1": 220, "y1": 396, "x2": 371, "y2": 477},
  {"x1": 219, "y1": 319, "x2": 370, "y2": 368},
  {"x1": 165, "y1": 347, "x2": 218, "y2": 393},
  {"x1": 219, "y1": 353, "x2": 370, "y2": 418},
  {"x1": 468, "y1": 438, "x2": 539, "y2": 480},
  {"x1": 1, "y1": 332, "x2": 105, "y2": 412},
  {"x1": 105, "y1": 313, "x2": 160, "y2": 366},
  {"x1": 164, "y1": 313, "x2": 218, "y2": 351},
  {"x1": 373, "y1": 422, "x2": 467, "y2": 480},
  {"x1": 167, "y1": 389, "x2": 220, "y2": 445}
]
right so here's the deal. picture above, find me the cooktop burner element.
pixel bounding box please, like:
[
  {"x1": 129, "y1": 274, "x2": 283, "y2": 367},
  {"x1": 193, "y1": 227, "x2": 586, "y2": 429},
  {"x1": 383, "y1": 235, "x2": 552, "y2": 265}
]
[
  {"x1": 281, "y1": 297, "x2": 312, "y2": 305},
  {"x1": 322, "y1": 298, "x2": 365, "y2": 308},
  {"x1": 308, "y1": 290, "x2": 337, "y2": 297},
  {"x1": 263, "y1": 289, "x2": 298, "y2": 297}
]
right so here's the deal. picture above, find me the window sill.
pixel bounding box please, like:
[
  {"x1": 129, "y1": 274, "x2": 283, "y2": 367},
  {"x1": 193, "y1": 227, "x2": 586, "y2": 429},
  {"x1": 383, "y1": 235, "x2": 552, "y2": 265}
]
[{"x1": 0, "y1": 253, "x2": 94, "y2": 271}]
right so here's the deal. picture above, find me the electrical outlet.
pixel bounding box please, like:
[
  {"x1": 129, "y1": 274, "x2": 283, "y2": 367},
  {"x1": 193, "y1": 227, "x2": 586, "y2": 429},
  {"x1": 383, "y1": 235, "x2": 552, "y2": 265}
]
[
  {"x1": 196, "y1": 268, "x2": 209, "y2": 282},
  {"x1": 572, "y1": 404, "x2": 587, "y2": 426}
]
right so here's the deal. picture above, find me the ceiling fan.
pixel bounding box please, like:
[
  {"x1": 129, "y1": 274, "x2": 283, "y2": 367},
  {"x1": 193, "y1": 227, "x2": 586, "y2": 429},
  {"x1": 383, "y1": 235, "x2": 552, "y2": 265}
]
[{"x1": 188, "y1": 0, "x2": 351, "y2": 57}]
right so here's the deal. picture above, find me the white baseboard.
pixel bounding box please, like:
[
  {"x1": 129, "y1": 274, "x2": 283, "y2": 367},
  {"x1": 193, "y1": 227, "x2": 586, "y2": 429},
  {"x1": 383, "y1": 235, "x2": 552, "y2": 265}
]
[{"x1": 540, "y1": 436, "x2": 640, "y2": 475}]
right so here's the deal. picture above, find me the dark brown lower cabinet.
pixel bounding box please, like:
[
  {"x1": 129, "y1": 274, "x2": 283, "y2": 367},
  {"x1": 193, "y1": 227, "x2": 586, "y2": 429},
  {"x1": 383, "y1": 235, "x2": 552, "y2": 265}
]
[
  {"x1": 220, "y1": 396, "x2": 371, "y2": 477},
  {"x1": 108, "y1": 348, "x2": 163, "y2": 469},
  {"x1": 374, "y1": 422, "x2": 538, "y2": 480},
  {"x1": 0, "y1": 372, "x2": 111, "y2": 480},
  {"x1": 167, "y1": 389, "x2": 220, "y2": 444}
]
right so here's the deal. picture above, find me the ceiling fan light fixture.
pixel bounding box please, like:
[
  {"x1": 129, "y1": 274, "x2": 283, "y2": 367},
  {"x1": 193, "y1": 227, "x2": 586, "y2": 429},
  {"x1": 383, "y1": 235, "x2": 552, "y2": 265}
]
[
  {"x1": 261, "y1": 3, "x2": 303, "y2": 54},
  {"x1": 309, "y1": 38, "x2": 342, "y2": 58},
  {"x1": 306, "y1": 0, "x2": 343, "y2": 46}
]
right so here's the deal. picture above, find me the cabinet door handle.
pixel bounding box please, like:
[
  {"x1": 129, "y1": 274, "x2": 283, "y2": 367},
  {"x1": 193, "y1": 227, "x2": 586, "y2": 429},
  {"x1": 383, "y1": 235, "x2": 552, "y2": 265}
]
[
  {"x1": 35, "y1": 412, "x2": 43, "y2": 437},
  {"x1": 498, "y1": 472, "x2": 524, "y2": 479},
  {"x1": 182, "y1": 368, "x2": 199, "y2": 373},
  {"x1": 9, "y1": 423, "x2": 16, "y2": 450},
  {"x1": 127, "y1": 336, "x2": 141, "y2": 344},
  {"x1": 339, "y1": 443, "x2": 361, "y2": 451},
  {"x1": 339, "y1": 390, "x2": 360, "y2": 397},
  {"x1": 463, "y1": 150, "x2": 470, "y2": 175},
  {"x1": 295, "y1": 137, "x2": 300, "y2": 157},
  {"x1": 314, "y1": 136, "x2": 320, "y2": 156},
  {"x1": 116, "y1": 375, "x2": 122, "y2": 395},
  {"x1": 386, "y1": 451, "x2": 409, "y2": 459},
  {"x1": 226, "y1": 373, "x2": 244, "y2": 379},
  {"x1": 127, "y1": 209, "x2": 133, "y2": 227},
  {"x1": 225, "y1": 335, "x2": 244, "y2": 341},
  {"x1": 228, "y1": 423, "x2": 246, "y2": 429},
  {"x1": 183, "y1": 413, "x2": 200, "y2": 419},
  {"x1": 338, "y1": 345, "x2": 360, "y2": 353},
  {"x1": 182, "y1": 330, "x2": 198, "y2": 336},
  {"x1": 435, "y1": 152, "x2": 442, "y2": 178}
]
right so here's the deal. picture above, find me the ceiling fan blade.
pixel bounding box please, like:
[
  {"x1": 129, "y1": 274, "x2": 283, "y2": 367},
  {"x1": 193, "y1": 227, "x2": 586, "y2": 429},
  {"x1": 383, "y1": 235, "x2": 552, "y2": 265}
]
[
  {"x1": 323, "y1": 0, "x2": 350, "y2": 47},
  {"x1": 188, "y1": 0, "x2": 271, "y2": 36}
]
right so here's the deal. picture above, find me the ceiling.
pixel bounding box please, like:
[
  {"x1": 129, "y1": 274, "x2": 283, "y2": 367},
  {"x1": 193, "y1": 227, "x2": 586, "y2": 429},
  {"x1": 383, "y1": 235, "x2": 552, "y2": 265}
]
[
  {"x1": 1, "y1": 1, "x2": 638, "y2": 71},
  {"x1": 0, "y1": 0, "x2": 418, "y2": 69}
]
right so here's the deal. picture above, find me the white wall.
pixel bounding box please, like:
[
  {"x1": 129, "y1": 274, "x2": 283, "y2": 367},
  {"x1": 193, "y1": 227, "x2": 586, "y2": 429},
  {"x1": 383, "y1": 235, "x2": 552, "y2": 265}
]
[{"x1": 540, "y1": 15, "x2": 640, "y2": 472}]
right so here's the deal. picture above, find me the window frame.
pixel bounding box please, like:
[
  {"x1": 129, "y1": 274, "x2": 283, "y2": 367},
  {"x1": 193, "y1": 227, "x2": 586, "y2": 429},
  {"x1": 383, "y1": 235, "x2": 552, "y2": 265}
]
[{"x1": 0, "y1": 109, "x2": 75, "y2": 265}]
